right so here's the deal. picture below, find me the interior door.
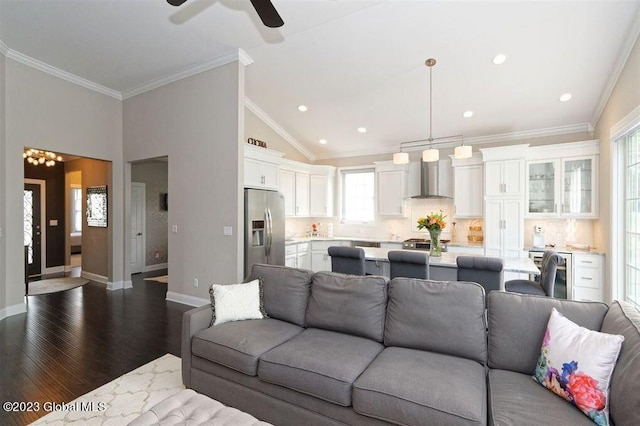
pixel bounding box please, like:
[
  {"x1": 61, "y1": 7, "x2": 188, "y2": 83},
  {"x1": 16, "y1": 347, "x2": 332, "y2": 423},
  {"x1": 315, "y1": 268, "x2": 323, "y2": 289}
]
[
  {"x1": 131, "y1": 182, "x2": 145, "y2": 274},
  {"x1": 24, "y1": 183, "x2": 42, "y2": 277}
]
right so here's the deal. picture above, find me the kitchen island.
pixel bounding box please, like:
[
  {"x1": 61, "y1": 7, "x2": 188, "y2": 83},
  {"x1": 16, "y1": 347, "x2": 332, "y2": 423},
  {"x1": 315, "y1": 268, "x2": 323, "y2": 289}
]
[{"x1": 360, "y1": 247, "x2": 539, "y2": 284}]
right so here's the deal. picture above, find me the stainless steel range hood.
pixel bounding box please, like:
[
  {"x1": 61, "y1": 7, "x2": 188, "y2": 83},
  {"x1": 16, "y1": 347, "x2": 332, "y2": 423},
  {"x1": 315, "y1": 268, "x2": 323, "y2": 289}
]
[{"x1": 411, "y1": 161, "x2": 451, "y2": 199}]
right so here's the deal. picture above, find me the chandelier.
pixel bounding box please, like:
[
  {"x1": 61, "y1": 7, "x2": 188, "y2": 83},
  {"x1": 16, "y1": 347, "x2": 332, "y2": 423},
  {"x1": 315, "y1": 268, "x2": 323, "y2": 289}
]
[
  {"x1": 393, "y1": 58, "x2": 472, "y2": 164},
  {"x1": 24, "y1": 149, "x2": 63, "y2": 167}
]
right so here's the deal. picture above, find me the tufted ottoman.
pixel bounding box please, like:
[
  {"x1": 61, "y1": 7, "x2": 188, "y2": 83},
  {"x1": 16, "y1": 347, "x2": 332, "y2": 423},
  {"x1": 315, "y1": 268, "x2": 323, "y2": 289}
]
[{"x1": 129, "y1": 389, "x2": 272, "y2": 425}]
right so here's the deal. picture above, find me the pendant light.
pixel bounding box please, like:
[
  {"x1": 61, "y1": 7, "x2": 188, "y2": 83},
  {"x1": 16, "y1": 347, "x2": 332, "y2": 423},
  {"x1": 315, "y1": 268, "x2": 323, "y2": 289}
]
[
  {"x1": 422, "y1": 58, "x2": 438, "y2": 162},
  {"x1": 392, "y1": 58, "x2": 473, "y2": 163}
]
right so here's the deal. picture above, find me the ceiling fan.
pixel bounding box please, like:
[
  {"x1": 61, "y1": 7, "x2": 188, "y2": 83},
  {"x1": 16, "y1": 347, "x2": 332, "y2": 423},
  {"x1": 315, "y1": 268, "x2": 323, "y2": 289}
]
[{"x1": 167, "y1": 0, "x2": 284, "y2": 28}]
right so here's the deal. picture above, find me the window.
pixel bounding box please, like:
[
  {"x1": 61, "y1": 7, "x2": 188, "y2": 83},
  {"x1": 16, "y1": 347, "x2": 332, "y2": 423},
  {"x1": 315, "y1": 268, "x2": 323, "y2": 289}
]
[
  {"x1": 71, "y1": 187, "x2": 82, "y2": 233},
  {"x1": 341, "y1": 168, "x2": 375, "y2": 223},
  {"x1": 624, "y1": 128, "x2": 640, "y2": 307}
]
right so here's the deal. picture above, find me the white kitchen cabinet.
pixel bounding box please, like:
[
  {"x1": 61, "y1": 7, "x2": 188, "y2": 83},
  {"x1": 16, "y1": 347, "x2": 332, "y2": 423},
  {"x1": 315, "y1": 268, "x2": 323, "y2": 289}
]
[
  {"x1": 295, "y1": 172, "x2": 310, "y2": 216},
  {"x1": 525, "y1": 155, "x2": 598, "y2": 218},
  {"x1": 485, "y1": 160, "x2": 523, "y2": 197},
  {"x1": 278, "y1": 169, "x2": 309, "y2": 217},
  {"x1": 375, "y1": 161, "x2": 408, "y2": 217},
  {"x1": 297, "y1": 243, "x2": 311, "y2": 270},
  {"x1": 285, "y1": 255, "x2": 297, "y2": 268},
  {"x1": 279, "y1": 169, "x2": 296, "y2": 216},
  {"x1": 485, "y1": 198, "x2": 523, "y2": 258},
  {"x1": 311, "y1": 240, "x2": 350, "y2": 272},
  {"x1": 561, "y1": 156, "x2": 597, "y2": 218},
  {"x1": 572, "y1": 253, "x2": 604, "y2": 302},
  {"x1": 453, "y1": 164, "x2": 483, "y2": 217},
  {"x1": 245, "y1": 158, "x2": 279, "y2": 190},
  {"x1": 309, "y1": 174, "x2": 333, "y2": 217},
  {"x1": 244, "y1": 145, "x2": 283, "y2": 191}
]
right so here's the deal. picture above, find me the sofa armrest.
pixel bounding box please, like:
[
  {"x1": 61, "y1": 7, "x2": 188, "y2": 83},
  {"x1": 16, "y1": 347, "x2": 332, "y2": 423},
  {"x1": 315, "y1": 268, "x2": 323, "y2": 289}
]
[{"x1": 181, "y1": 305, "x2": 212, "y2": 387}]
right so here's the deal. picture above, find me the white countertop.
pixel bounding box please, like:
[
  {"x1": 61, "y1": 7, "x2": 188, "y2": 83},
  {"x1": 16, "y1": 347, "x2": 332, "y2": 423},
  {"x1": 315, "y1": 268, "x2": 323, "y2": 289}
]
[
  {"x1": 526, "y1": 246, "x2": 605, "y2": 256},
  {"x1": 285, "y1": 236, "x2": 484, "y2": 249},
  {"x1": 360, "y1": 247, "x2": 539, "y2": 275}
]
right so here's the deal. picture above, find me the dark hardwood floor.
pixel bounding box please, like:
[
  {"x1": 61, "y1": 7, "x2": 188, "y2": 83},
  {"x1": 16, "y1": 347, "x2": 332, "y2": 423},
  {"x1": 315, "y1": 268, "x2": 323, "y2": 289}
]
[{"x1": 0, "y1": 270, "x2": 191, "y2": 425}]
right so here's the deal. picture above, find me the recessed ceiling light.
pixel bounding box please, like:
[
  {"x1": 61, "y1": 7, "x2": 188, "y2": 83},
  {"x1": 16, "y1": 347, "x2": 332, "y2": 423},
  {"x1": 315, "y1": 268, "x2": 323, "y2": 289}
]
[
  {"x1": 319, "y1": 139, "x2": 327, "y2": 145},
  {"x1": 357, "y1": 127, "x2": 367, "y2": 133},
  {"x1": 492, "y1": 54, "x2": 507, "y2": 65},
  {"x1": 463, "y1": 111, "x2": 474, "y2": 118},
  {"x1": 297, "y1": 105, "x2": 308, "y2": 112},
  {"x1": 559, "y1": 93, "x2": 572, "y2": 102}
]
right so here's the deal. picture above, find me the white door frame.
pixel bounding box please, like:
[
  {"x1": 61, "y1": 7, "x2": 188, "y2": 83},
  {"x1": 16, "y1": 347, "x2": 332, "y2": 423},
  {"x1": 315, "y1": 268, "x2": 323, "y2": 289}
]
[
  {"x1": 131, "y1": 182, "x2": 146, "y2": 274},
  {"x1": 24, "y1": 178, "x2": 47, "y2": 276}
]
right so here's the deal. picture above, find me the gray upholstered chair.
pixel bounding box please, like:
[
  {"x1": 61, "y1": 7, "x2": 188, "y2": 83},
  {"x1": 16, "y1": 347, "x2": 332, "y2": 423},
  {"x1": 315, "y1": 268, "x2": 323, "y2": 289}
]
[
  {"x1": 327, "y1": 246, "x2": 366, "y2": 275},
  {"x1": 388, "y1": 250, "x2": 430, "y2": 279},
  {"x1": 505, "y1": 250, "x2": 564, "y2": 297},
  {"x1": 456, "y1": 256, "x2": 504, "y2": 301}
]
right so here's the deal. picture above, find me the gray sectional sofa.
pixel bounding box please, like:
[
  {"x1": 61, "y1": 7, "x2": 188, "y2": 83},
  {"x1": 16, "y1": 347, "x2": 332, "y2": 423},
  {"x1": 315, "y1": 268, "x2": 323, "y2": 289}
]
[{"x1": 181, "y1": 264, "x2": 640, "y2": 426}]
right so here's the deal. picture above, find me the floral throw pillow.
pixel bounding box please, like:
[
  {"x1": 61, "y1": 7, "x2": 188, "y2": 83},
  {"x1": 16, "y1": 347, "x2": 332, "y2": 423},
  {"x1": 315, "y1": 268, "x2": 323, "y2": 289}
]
[{"x1": 533, "y1": 308, "x2": 624, "y2": 425}]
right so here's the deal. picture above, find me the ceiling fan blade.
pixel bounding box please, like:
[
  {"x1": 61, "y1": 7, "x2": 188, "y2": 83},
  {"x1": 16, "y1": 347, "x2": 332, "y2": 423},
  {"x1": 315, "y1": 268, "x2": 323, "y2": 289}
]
[
  {"x1": 250, "y1": 0, "x2": 284, "y2": 28},
  {"x1": 167, "y1": 0, "x2": 188, "y2": 6}
]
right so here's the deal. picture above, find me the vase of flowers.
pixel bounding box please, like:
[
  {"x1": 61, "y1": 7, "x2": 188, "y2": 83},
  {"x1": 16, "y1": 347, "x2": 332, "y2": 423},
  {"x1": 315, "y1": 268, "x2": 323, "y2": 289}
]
[{"x1": 417, "y1": 211, "x2": 446, "y2": 257}]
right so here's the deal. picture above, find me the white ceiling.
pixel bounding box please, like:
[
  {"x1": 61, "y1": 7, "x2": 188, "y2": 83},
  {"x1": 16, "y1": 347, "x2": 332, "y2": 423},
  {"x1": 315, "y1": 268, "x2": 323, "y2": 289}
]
[{"x1": 1, "y1": 0, "x2": 639, "y2": 160}]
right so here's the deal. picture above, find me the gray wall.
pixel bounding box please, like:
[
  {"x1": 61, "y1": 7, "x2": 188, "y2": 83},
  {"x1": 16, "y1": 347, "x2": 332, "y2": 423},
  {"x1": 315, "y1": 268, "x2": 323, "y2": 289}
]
[
  {"x1": 65, "y1": 158, "x2": 111, "y2": 278},
  {"x1": 594, "y1": 33, "x2": 640, "y2": 302},
  {"x1": 245, "y1": 107, "x2": 310, "y2": 163},
  {"x1": 123, "y1": 61, "x2": 245, "y2": 302},
  {"x1": 3, "y1": 58, "x2": 124, "y2": 310},
  {"x1": 131, "y1": 161, "x2": 168, "y2": 267},
  {"x1": 0, "y1": 52, "x2": 6, "y2": 313}
]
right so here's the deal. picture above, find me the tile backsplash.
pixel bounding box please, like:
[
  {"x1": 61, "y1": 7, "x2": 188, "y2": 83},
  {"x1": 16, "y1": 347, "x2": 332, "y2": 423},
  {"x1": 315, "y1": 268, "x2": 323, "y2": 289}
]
[
  {"x1": 286, "y1": 198, "x2": 483, "y2": 243},
  {"x1": 523, "y1": 218, "x2": 595, "y2": 248}
]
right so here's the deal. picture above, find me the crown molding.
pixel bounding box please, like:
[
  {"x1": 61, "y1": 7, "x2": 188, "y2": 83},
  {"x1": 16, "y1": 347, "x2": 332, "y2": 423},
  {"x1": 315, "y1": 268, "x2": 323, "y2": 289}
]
[
  {"x1": 244, "y1": 97, "x2": 316, "y2": 161},
  {"x1": 122, "y1": 48, "x2": 253, "y2": 100},
  {"x1": 590, "y1": 7, "x2": 640, "y2": 128},
  {"x1": 314, "y1": 123, "x2": 591, "y2": 160},
  {"x1": 5, "y1": 47, "x2": 122, "y2": 99}
]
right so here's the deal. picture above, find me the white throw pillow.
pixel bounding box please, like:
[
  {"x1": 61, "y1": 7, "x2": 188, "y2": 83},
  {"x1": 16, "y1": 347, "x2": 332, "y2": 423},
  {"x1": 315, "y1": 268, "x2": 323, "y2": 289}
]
[
  {"x1": 209, "y1": 279, "x2": 267, "y2": 326},
  {"x1": 533, "y1": 308, "x2": 624, "y2": 426}
]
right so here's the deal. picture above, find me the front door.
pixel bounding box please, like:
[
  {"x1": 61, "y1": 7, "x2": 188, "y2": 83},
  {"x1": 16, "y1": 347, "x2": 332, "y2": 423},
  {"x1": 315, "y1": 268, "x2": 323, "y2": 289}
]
[
  {"x1": 24, "y1": 183, "x2": 42, "y2": 277},
  {"x1": 131, "y1": 182, "x2": 145, "y2": 274}
]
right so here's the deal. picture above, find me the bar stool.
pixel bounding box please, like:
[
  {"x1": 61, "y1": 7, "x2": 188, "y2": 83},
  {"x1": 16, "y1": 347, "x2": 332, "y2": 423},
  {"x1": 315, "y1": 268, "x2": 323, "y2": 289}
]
[
  {"x1": 388, "y1": 251, "x2": 430, "y2": 279},
  {"x1": 327, "y1": 246, "x2": 366, "y2": 275}
]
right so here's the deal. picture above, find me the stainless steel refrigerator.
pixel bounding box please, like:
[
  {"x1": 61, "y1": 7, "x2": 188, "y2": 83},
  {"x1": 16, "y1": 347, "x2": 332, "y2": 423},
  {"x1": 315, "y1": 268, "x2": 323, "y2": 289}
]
[{"x1": 244, "y1": 189, "x2": 285, "y2": 277}]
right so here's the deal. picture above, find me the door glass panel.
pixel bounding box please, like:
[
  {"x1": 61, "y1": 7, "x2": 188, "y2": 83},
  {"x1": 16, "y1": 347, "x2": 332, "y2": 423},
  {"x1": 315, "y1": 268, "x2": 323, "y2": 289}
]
[
  {"x1": 528, "y1": 161, "x2": 556, "y2": 213},
  {"x1": 563, "y1": 158, "x2": 592, "y2": 214},
  {"x1": 24, "y1": 189, "x2": 34, "y2": 264}
]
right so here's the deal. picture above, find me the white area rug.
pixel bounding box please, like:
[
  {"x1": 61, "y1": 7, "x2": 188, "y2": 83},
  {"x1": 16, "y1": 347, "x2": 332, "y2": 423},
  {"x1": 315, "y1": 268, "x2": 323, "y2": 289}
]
[
  {"x1": 31, "y1": 354, "x2": 184, "y2": 425},
  {"x1": 28, "y1": 277, "x2": 89, "y2": 296},
  {"x1": 143, "y1": 275, "x2": 168, "y2": 284}
]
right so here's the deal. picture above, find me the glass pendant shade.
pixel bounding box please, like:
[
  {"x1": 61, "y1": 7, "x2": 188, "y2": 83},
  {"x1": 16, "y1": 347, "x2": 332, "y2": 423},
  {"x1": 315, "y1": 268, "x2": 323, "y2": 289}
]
[
  {"x1": 422, "y1": 148, "x2": 439, "y2": 162},
  {"x1": 454, "y1": 145, "x2": 473, "y2": 159},
  {"x1": 393, "y1": 152, "x2": 409, "y2": 164}
]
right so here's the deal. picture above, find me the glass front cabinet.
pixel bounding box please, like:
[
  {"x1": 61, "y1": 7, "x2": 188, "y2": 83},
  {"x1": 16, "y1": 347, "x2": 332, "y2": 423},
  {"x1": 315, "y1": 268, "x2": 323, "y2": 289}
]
[{"x1": 526, "y1": 156, "x2": 597, "y2": 218}]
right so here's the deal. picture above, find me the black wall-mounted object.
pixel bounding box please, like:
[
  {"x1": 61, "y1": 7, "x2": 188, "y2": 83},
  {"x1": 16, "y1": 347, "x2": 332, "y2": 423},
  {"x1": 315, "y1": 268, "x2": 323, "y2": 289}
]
[{"x1": 160, "y1": 193, "x2": 168, "y2": 211}]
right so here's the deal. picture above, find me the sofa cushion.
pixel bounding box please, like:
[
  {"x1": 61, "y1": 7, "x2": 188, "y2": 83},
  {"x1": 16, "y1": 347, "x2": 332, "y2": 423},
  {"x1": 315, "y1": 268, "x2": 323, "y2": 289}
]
[
  {"x1": 353, "y1": 347, "x2": 486, "y2": 426},
  {"x1": 247, "y1": 264, "x2": 313, "y2": 327},
  {"x1": 385, "y1": 278, "x2": 487, "y2": 364},
  {"x1": 487, "y1": 291, "x2": 608, "y2": 374},
  {"x1": 192, "y1": 318, "x2": 302, "y2": 376},
  {"x1": 305, "y1": 272, "x2": 388, "y2": 342},
  {"x1": 600, "y1": 300, "x2": 640, "y2": 426},
  {"x1": 488, "y1": 369, "x2": 593, "y2": 426},
  {"x1": 258, "y1": 328, "x2": 384, "y2": 406}
]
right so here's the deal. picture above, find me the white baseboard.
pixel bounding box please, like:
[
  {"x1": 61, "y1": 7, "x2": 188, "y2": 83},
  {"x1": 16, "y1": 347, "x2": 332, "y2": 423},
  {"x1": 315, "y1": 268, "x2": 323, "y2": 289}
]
[
  {"x1": 107, "y1": 281, "x2": 123, "y2": 291},
  {"x1": 123, "y1": 280, "x2": 133, "y2": 289},
  {"x1": 166, "y1": 291, "x2": 209, "y2": 308},
  {"x1": 143, "y1": 263, "x2": 168, "y2": 273},
  {"x1": 45, "y1": 266, "x2": 65, "y2": 274},
  {"x1": 0, "y1": 302, "x2": 27, "y2": 321},
  {"x1": 81, "y1": 271, "x2": 108, "y2": 284}
]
